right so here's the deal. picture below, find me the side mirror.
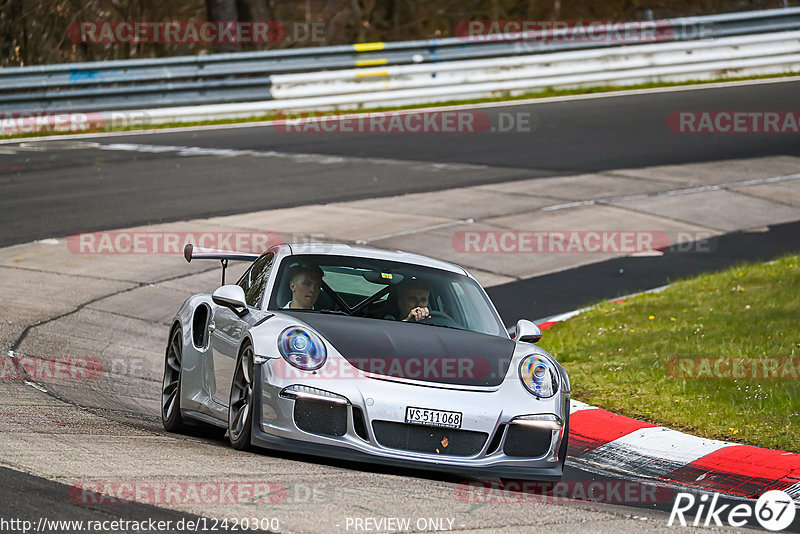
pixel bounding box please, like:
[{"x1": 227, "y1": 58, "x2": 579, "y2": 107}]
[
  {"x1": 212, "y1": 285, "x2": 248, "y2": 312},
  {"x1": 515, "y1": 319, "x2": 542, "y2": 344}
]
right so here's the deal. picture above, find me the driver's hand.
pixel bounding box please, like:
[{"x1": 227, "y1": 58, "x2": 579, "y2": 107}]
[{"x1": 404, "y1": 307, "x2": 430, "y2": 322}]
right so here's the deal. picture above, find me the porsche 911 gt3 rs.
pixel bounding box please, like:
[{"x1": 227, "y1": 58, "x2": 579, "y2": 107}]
[{"x1": 162, "y1": 242, "x2": 570, "y2": 480}]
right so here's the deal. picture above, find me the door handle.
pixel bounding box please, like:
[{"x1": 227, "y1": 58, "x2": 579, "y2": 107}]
[{"x1": 208, "y1": 322, "x2": 216, "y2": 332}]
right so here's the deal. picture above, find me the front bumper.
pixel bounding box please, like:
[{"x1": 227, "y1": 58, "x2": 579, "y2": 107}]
[
  {"x1": 251, "y1": 358, "x2": 569, "y2": 481},
  {"x1": 250, "y1": 426, "x2": 565, "y2": 480}
]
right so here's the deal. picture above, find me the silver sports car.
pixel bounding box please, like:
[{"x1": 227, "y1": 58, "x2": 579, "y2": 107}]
[{"x1": 162, "y1": 242, "x2": 570, "y2": 480}]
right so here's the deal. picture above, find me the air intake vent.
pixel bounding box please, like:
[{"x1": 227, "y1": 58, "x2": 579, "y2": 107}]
[
  {"x1": 372, "y1": 421, "x2": 487, "y2": 456},
  {"x1": 503, "y1": 424, "x2": 552, "y2": 458},
  {"x1": 352, "y1": 406, "x2": 369, "y2": 441},
  {"x1": 294, "y1": 398, "x2": 347, "y2": 437}
]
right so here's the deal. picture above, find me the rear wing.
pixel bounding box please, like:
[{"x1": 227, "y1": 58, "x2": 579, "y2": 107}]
[
  {"x1": 183, "y1": 244, "x2": 260, "y2": 263},
  {"x1": 183, "y1": 244, "x2": 261, "y2": 285}
]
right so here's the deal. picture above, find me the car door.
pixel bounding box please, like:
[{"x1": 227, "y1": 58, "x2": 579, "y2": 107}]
[{"x1": 209, "y1": 252, "x2": 274, "y2": 406}]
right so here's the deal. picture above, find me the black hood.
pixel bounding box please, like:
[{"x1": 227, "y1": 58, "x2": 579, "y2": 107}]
[{"x1": 281, "y1": 311, "x2": 515, "y2": 387}]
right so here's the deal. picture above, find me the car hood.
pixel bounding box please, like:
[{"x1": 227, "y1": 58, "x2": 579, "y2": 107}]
[{"x1": 280, "y1": 311, "x2": 514, "y2": 387}]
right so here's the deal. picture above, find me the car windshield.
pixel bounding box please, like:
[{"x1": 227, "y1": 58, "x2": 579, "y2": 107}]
[{"x1": 267, "y1": 254, "x2": 506, "y2": 337}]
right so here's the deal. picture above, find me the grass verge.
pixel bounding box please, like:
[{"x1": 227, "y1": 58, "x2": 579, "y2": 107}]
[
  {"x1": 1, "y1": 71, "x2": 798, "y2": 141},
  {"x1": 544, "y1": 253, "x2": 800, "y2": 452}
]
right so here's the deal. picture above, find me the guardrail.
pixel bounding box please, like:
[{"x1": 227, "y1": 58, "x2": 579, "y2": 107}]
[{"x1": 0, "y1": 7, "x2": 799, "y2": 121}]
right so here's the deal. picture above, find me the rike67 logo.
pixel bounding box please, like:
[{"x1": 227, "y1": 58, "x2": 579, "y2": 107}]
[{"x1": 668, "y1": 490, "x2": 796, "y2": 531}]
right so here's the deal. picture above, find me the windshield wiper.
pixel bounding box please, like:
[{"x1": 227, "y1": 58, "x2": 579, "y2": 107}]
[
  {"x1": 421, "y1": 323, "x2": 464, "y2": 331},
  {"x1": 283, "y1": 309, "x2": 349, "y2": 316},
  {"x1": 398, "y1": 319, "x2": 465, "y2": 331}
]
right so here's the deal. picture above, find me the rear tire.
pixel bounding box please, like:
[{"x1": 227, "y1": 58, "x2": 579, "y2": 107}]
[{"x1": 228, "y1": 343, "x2": 255, "y2": 450}]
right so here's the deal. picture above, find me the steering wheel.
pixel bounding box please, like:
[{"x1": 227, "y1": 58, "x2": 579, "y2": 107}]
[{"x1": 418, "y1": 310, "x2": 462, "y2": 329}]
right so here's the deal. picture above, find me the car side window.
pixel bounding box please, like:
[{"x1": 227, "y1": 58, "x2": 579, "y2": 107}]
[{"x1": 240, "y1": 253, "x2": 275, "y2": 308}]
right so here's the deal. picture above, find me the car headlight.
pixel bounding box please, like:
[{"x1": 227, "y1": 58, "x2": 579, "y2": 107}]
[
  {"x1": 278, "y1": 327, "x2": 326, "y2": 371},
  {"x1": 519, "y1": 354, "x2": 559, "y2": 398}
]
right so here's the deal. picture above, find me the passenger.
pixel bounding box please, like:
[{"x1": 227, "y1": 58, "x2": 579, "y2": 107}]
[{"x1": 284, "y1": 264, "x2": 324, "y2": 309}]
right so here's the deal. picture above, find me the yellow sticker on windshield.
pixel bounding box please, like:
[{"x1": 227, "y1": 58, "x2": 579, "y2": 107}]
[{"x1": 381, "y1": 273, "x2": 393, "y2": 279}]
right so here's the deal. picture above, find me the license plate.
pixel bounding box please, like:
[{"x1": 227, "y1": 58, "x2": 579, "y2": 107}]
[{"x1": 405, "y1": 407, "x2": 462, "y2": 429}]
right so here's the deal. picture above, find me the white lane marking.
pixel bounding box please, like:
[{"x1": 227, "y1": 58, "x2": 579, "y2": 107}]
[
  {"x1": 17, "y1": 141, "x2": 100, "y2": 151},
  {"x1": 630, "y1": 250, "x2": 665, "y2": 257},
  {"x1": 542, "y1": 172, "x2": 800, "y2": 212},
  {"x1": 355, "y1": 219, "x2": 474, "y2": 245},
  {"x1": 541, "y1": 200, "x2": 596, "y2": 211},
  {"x1": 582, "y1": 426, "x2": 737, "y2": 478},
  {"x1": 534, "y1": 285, "x2": 669, "y2": 325},
  {"x1": 24, "y1": 380, "x2": 49, "y2": 393},
  {"x1": 8, "y1": 350, "x2": 50, "y2": 393},
  {"x1": 1, "y1": 76, "x2": 798, "y2": 145},
  {"x1": 97, "y1": 142, "x2": 489, "y2": 172},
  {"x1": 783, "y1": 481, "x2": 800, "y2": 501},
  {"x1": 570, "y1": 400, "x2": 598, "y2": 414},
  {"x1": 537, "y1": 309, "x2": 589, "y2": 326}
]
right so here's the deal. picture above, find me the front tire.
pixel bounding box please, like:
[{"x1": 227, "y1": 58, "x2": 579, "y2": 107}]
[
  {"x1": 228, "y1": 343, "x2": 255, "y2": 450},
  {"x1": 162, "y1": 327, "x2": 189, "y2": 433}
]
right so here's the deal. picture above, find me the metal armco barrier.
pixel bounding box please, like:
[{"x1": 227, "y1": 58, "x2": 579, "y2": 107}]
[{"x1": 0, "y1": 7, "x2": 799, "y2": 121}]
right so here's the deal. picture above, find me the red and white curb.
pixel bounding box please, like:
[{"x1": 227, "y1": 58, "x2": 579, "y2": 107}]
[
  {"x1": 537, "y1": 287, "x2": 800, "y2": 502},
  {"x1": 536, "y1": 284, "x2": 670, "y2": 332},
  {"x1": 567, "y1": 400, "x2": 800, "y2": 502}
]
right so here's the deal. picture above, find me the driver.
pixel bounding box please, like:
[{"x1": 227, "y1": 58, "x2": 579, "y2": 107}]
[
  {"x1": 284, "y1": 264, "x2": 324, "y2": 309},
  {"x1": 396, "y1": 281, "x2": 431, "y2": 322}
]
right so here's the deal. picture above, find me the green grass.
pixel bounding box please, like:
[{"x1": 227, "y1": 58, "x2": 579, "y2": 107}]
[
  {"x1": 543, "y1": 253, "x2": 800, "y2": 452},
  {"x1": 2, "y1": 71, "x2": 798, "y2": 141}
]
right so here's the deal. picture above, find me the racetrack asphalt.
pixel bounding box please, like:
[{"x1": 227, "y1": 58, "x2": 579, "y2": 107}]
[
  {"x1": 0, "y1": 466, "x2": 256, "y2": 534},
  {"x1": 3, "y1": 219, "x2": 795, "y2": 531},
  {"x1": 1, "y1": 79, "x2": 799, "y2": 247},
  {"x1": 1, "y1": 80, "x2": 799, "y2": 532},
  {"x1": 488, "y1": 219, "x2": 800, "y2": 323}
]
